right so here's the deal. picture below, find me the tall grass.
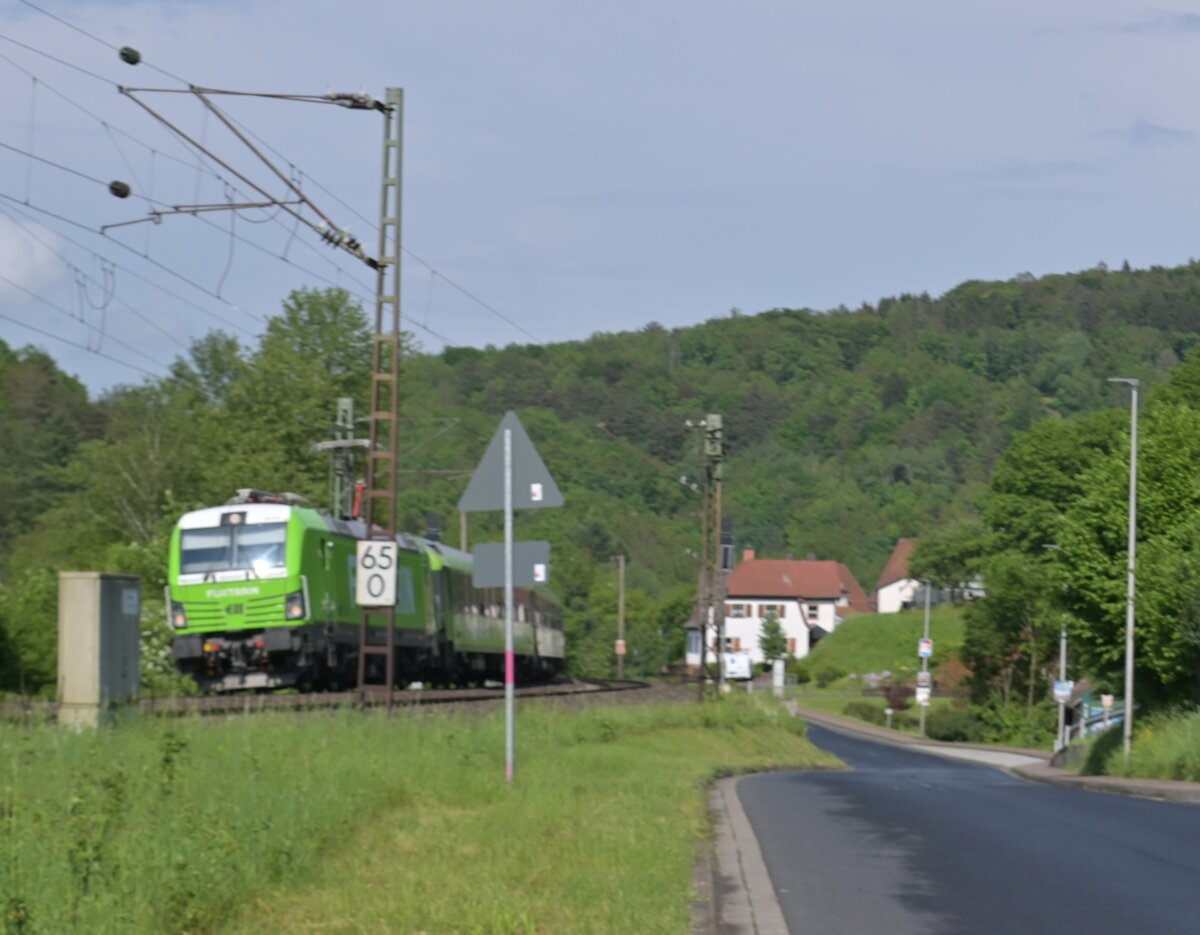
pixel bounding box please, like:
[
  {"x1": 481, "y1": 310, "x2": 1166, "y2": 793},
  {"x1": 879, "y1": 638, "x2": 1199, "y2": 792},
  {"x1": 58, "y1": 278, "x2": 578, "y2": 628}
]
[
  {"x1": 1083, "y1": 709, "x2": 1200, "y2": 780},
  {"x1": 1, "y1": 698, "x2": 836, "y2": 934}
]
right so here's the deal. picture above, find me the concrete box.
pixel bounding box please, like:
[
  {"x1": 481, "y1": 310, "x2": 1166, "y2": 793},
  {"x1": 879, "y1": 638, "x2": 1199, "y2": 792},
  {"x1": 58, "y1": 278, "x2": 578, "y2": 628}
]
[{"x1": 58, "y1": 572, "x2": 141, "y2": 728}]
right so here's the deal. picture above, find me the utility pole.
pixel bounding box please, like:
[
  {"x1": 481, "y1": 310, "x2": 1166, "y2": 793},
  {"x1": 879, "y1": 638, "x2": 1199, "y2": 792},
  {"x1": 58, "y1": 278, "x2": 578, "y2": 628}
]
[
  {"x1": 918, "y1": 582, "x2": 931, "y2": 737},
  {"x1": 357, "y1": 88, "x2": 404, "y2": 702},
  {"x1": 688, "y1": 414, "x2": 724, "y2": 700},
  {"x1": 616, "y1": 554, "x2": 626, "y2": 679},
  {"x1": 1057, "y1": 619, "x2": 1068, "y2": 751}
]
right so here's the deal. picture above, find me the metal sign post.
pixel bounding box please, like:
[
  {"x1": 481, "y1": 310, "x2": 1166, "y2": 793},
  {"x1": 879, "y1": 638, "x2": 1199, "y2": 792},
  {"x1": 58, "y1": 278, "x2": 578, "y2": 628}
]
[{"x1": 459, "y1": 411, "x2": 562, "y2": 786}]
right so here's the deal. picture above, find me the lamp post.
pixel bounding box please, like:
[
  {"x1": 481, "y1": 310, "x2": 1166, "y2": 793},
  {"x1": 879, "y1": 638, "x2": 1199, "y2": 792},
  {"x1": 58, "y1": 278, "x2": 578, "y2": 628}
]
[{"x1": 1107, "y1": 377, "x2": 1139, "y2": 763}]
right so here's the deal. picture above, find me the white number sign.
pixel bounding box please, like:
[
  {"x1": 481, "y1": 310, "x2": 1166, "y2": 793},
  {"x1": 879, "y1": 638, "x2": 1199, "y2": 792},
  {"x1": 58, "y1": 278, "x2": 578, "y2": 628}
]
[{"x1": 356, "y1": 540, "x2": 398, "y2": 607}]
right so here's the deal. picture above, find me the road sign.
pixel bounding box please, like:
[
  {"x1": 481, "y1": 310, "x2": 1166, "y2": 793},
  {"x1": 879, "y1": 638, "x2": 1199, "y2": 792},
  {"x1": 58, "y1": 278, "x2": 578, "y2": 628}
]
[
  {"x1": 355, "y1": 540, "x2": 397, "y2": 607},
  {"x1": 1053, "y1": 679, "x2": 1075, "y2": 704},
  {"x1": 915, "y1": 686, "x2": 931, "y2": 706},
  {"x1": 457, "y1": 411, "x2": 563, "y2": 788},
  {"x1": 472, "y1": 541, "x2": 551, "y2": 588},
  {"x1": 916, "y1": 670, "x2": 932, "y2": 689},
  {"x1": 458, "y1": 411, "x2": 563, "y2": 513},
  {"x1": 918, "y1": 638, "x2": 933, "y2": 659},
  {"x1": 615, "y1": 639, "x2": 627, "y2": 656},
  {"x1": 1101, "y1": 693, "x2": 1114, "y2": 710}
]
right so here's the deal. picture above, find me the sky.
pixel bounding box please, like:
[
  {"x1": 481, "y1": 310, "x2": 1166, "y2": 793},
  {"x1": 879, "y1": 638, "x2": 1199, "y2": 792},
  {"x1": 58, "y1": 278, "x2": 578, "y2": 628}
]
[{"x1": 1, "y1": 0, "x2": 1199, "y2": 393}]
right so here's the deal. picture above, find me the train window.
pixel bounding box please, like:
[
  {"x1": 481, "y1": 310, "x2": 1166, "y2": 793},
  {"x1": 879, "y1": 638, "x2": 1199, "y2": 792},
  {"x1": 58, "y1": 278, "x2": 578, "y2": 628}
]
[
  {"x1": 181, "y1": 523, "x2": 286, "y2": 575},
  {"x1": 395, "y1": 566, "x2": 416, "y2": 615}
]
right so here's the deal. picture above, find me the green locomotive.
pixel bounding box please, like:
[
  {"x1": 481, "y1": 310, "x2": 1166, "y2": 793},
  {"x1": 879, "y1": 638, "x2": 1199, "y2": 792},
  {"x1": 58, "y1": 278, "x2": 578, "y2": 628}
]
[{"x1": 168, "y1": 490, "x2": 563, "y2": 692}]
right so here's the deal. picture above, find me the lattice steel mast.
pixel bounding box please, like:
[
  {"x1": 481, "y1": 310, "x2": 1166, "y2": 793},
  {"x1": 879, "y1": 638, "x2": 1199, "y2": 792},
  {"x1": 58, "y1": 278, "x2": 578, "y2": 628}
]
[{"x1": 357, "y1": 88, "x2": 404, "y2": 699}]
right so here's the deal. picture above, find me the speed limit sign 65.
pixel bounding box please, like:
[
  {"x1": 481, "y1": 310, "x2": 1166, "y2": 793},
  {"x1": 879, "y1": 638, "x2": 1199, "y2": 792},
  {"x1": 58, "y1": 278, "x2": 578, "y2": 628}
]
[{"x1": 356, "y1": 540, "x2": 398, "y2": 607}]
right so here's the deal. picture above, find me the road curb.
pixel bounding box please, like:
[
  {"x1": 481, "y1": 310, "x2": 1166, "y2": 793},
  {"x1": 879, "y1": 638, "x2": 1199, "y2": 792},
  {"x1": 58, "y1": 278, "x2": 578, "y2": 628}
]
[{"x1": 707, "y1": 776, "x2": 790, "y2": 934}]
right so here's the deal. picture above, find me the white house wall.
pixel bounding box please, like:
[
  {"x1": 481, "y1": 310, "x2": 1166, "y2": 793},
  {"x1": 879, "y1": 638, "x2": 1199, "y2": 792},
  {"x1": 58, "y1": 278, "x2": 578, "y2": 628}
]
[
  {"x1": 683, "y1": 598, "x2": 842, "y2": 667},
  {"x1": 876, "y1": 578, "x2": 919, "y2": 614}
]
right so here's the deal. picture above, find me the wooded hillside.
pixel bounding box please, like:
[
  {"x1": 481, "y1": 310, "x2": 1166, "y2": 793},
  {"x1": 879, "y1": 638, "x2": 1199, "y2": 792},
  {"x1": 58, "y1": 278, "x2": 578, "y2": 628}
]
[{"x1": 3, "y1": 260, "x2": 1198, "y2": 691}]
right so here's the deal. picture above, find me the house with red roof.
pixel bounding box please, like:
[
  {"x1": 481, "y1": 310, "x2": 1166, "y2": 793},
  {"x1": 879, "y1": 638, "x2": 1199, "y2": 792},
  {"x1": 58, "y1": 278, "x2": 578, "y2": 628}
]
[
  {"x1": 685, "y1": 549, "x2": 872, "y2": 668},
  {"x1": 875, "y1": 538, "x2": 921, "y2": 614}
]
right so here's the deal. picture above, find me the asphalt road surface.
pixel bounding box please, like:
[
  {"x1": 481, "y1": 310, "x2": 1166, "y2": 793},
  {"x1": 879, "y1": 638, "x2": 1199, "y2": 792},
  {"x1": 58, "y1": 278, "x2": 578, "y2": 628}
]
[{"x1": 738, "y1": 724, "x2": 1200, "y2": 935}]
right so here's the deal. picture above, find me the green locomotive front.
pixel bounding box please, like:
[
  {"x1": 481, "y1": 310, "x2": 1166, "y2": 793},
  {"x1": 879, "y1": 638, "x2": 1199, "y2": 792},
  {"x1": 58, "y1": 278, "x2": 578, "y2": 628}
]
[{"x1": 168, "y1": 490, "x2": 564, "y2": 692}]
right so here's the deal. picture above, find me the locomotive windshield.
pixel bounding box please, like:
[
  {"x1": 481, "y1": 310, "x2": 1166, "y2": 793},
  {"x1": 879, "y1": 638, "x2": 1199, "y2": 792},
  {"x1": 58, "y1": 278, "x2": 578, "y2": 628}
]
[{"x1": 180, "y1": 522, "x2": 288, "y2": 576}]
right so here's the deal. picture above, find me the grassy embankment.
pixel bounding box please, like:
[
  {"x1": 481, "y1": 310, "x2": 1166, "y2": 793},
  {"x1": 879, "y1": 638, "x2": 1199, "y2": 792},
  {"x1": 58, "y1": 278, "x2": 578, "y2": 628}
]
[
  {"x1": 791, "y1": 605, "x2": 966, "y2": 732},
  {"x1": 2, "y1": 697, "x2": 838, "y2": 934},
  {"x1": 1080, "y1": 709, "x2": 1200, "y2": 781}
]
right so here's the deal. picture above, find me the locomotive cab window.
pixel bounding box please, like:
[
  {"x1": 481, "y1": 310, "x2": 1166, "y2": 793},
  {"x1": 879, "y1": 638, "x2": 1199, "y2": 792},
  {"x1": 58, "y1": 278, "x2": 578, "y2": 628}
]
[{"x1": 181, "y1": 522, "x2": 288, "y2": 575}]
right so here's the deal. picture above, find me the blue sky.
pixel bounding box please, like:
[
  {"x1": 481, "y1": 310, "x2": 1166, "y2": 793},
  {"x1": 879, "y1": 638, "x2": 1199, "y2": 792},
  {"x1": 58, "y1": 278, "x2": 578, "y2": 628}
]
[{"x1": 1, "y1": 0, "x2": 1198, "y2": 391}]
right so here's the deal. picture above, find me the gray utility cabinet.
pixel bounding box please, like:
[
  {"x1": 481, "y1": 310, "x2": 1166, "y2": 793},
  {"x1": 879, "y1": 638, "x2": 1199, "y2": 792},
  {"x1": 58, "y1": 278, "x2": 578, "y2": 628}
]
[{"x1": 57, "y1": 572, "x2": 140, "y2": 727}]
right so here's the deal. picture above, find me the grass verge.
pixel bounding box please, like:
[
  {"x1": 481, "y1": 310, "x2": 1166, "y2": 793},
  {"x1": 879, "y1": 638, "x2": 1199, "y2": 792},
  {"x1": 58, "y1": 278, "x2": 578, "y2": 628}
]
[
  {"x1": 1, "y1": 697, "x2": 838, "y2": 934},
  {"x1": 1082, "y1": 709, "x2": 1200, "y2": 780}
]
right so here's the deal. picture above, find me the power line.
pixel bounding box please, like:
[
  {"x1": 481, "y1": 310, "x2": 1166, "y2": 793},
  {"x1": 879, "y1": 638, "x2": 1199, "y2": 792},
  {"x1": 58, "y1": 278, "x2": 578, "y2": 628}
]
[
  {"x1": 174, "y1": 207, "x2": 460, "y2": 348},
  {"x1": 10, "y1": 1, "x2": 543, "y2": 346},
  {"x1": 14, "y1": 0, "x2": 189, "y2": 86},
  {"x1": 0, "y1": 202, "x2": 189, "y2": 350},
  {"x1": 0, "y1": 309, "x2": 159, "y2": 377},
  {"x1": 0, "y1": 273, "x2": 167, "y2": 373},
  {"x1": 0, "y1": 270, "x2": 166, "y2": 369},
  {"x1": 0, "y1": 40, "x2": 227, "y2": 185},
  {"x1": 0, "y1": 190, "x2": 261, "y2": 334},
  {"x1": 0, "y1": 137, "x2": 119, "y2": 192}
]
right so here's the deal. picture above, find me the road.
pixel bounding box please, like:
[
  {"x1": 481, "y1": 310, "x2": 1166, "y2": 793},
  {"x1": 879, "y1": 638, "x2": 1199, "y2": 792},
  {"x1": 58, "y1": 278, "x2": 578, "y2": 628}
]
[{"x1": 737, "y1": 724, "x2": 1200, "y2": 934}]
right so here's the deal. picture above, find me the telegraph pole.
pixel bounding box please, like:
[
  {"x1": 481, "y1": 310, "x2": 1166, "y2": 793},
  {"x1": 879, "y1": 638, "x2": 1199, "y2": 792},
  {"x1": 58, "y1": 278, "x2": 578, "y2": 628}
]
[
  {"x1": 616, "y1": 554, "x2": 626, "y2": 678},
  {"x1": 357, "y1": 88, "x2": 404, "y2": 702},
  {"x1": 689, "y1": 414, "x2": 724, "y2": 700}
]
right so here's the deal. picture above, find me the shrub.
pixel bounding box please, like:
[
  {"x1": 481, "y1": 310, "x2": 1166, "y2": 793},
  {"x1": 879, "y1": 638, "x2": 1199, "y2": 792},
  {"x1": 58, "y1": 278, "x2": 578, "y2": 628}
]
[
  {"x1": 881, "y1": 683, "x2": 914, "y2": 711},
  {"x1": 925, "y1": 706, "x2": 985, "y2": 743},
  {"x1": 813, "y1": 662, "x2": 845, "y2": 688},
  {"x1": 842, "y1": 701, "x2": 885, "y2": 725},
  {"x1": 788, "y1": 658, "x2": 811, "y2": 685}
]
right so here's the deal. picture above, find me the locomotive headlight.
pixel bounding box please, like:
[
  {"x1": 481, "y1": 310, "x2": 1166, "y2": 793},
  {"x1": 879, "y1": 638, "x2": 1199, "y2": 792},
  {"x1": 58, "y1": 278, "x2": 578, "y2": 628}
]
[
  {"x1": 170, "y1": 601, "x2": 188, "y2": 630},
  {"x1": 285, "y1": 590, "x2": 306, "y2": 620}
]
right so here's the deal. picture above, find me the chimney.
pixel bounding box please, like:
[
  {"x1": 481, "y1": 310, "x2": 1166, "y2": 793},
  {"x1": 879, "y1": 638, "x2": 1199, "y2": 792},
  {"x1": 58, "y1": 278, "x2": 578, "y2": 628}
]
[{"x1": 742, "y1": 547, "x2": 756, "y2": 562}]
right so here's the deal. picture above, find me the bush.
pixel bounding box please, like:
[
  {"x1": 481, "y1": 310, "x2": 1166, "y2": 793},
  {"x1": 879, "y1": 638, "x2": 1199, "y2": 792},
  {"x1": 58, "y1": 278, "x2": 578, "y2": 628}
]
[
  {"x1": 881, "y1": 683, "x2": 914, "y2": 711},
  {"x1": 813, "y1": 661, "x2": 845, "y2": 688},
  {"x1": 841, "y1": 701, "x2": 915, "y2": 731},
  {"x1": 842, "y1": 701, "x2": 885, "y2": 725},
  {"x1": 925, "y1": 706, "x2": 986, "y2": 743},
  {"x1": 788, "y1": 658, "x2": 811, "y2": 685}
]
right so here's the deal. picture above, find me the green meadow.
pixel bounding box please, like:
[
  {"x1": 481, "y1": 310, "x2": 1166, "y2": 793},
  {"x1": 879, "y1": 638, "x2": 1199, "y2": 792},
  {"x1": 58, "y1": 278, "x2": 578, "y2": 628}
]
[{"x1": 1, "y1": 697, "x2": 838, "y2": 934}]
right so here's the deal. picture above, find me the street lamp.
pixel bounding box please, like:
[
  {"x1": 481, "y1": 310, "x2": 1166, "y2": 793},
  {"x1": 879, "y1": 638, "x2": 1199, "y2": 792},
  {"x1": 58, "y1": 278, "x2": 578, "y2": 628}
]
[{"x1": 1108, "y1": 377, "x2": 1139, "y2": 763}]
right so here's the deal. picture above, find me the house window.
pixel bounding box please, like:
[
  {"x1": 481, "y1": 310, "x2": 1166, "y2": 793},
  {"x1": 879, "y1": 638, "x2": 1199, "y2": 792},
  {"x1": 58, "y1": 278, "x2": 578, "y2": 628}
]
[
  {"x1": 759, "y1": 603, "x2": 785, "y2": 619},
  {"x1": 687, "y1": 630, "x2": 700, "y2": 656},
  {"x1": 805, "y1": 604, "x2": 819, "y2": 622},
  {"x1": 727, "y1": 603, "x2": 749, "y2": 618}
]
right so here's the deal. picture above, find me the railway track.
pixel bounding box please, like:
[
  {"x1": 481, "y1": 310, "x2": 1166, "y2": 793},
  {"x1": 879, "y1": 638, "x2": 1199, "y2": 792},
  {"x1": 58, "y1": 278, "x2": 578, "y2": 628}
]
[{"x1": 1, "y1": 678, "x2": 653, "y2": 722}]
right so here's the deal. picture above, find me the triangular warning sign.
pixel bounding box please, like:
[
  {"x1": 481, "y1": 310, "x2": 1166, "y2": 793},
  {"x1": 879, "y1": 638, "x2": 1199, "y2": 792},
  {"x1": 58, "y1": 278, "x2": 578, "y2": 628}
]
[{"x1": 457, "y1": 411, "x2": 564, "y2": 513}]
